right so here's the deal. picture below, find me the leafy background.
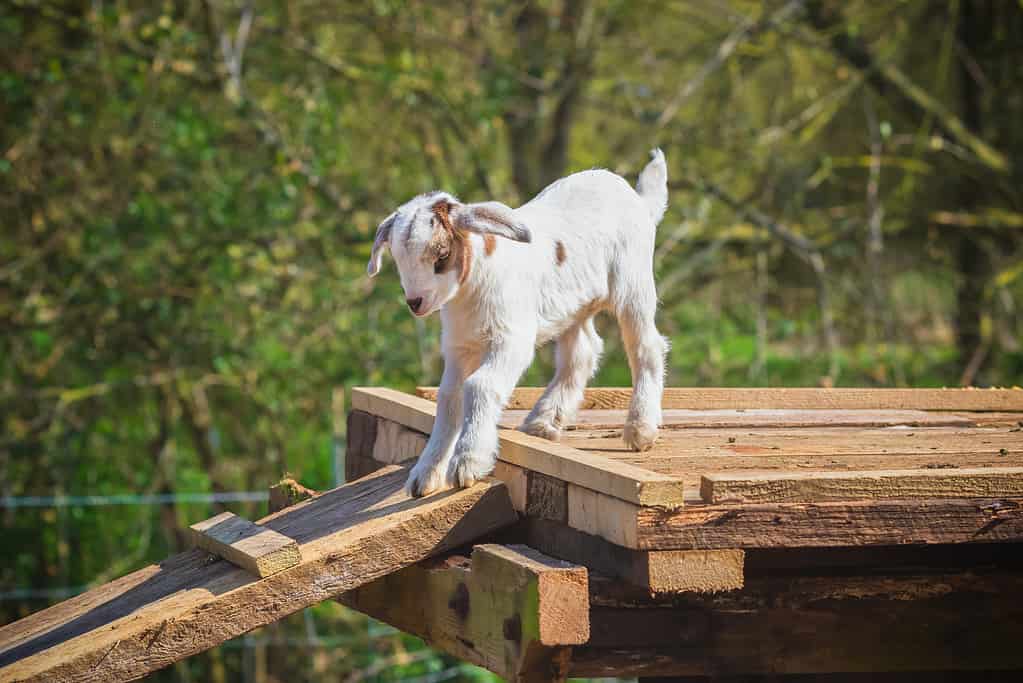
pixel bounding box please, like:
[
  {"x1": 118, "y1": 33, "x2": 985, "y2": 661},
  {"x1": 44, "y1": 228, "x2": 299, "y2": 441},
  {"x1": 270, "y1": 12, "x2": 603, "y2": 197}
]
[{"x1": 2, "y1": 0, "x2": 1022, "y2": 680}]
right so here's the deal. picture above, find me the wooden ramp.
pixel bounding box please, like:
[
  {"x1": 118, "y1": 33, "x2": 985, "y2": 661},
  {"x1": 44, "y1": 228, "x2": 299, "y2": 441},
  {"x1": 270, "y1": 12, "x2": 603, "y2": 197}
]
[{"x1": 0, "y1": 467, "x2": 517, "y2": 683}]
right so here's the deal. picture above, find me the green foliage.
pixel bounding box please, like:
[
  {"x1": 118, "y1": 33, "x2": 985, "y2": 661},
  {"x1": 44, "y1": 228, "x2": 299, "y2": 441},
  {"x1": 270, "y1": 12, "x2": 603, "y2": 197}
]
[{"x1": 2, "y1": 1, "x2": 1022, "y2": 680}]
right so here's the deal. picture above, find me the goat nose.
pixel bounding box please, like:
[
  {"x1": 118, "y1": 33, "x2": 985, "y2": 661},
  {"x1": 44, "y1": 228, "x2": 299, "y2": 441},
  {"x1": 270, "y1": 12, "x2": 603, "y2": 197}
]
[{"x1": 406, "y1": 297, "x2": 423, "y2": 313}]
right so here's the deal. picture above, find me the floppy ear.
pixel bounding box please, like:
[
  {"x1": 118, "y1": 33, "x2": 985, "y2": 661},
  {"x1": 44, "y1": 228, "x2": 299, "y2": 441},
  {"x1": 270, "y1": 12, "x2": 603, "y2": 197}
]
[
  {"x1": 367, "y1": 212, "x2": 396, "y2": 277},
  {"x1": 450, "y1": 201, "x2": 531, "y2": 243}
]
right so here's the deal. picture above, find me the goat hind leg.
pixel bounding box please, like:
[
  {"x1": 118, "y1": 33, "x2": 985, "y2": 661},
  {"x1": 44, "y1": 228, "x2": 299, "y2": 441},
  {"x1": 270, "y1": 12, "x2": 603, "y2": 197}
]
[
  {"x1": 520, "y1": 317, "x2": 602, "y2": 441},
  {"x1": 617, "y1": 299, "x2": 666, "y2": 452}
]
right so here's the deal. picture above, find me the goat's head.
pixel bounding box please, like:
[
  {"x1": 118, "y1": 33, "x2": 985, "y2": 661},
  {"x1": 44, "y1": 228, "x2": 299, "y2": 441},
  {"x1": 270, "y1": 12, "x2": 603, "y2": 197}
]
[{"x1": 367, "y1": 192, "x2": 531, "y2": 317}]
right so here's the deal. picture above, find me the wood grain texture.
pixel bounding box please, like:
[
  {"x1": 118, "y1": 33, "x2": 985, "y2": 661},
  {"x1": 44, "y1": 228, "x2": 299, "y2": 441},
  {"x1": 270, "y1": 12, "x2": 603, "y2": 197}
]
[
  {"x1": 189, "y1": 512, "x2": 300, "y2": 578},
  {"x1": 418, "y1": 386, "x2": 1023, "y2": 411},
  {"x1": 353, "y1": 387, "x2": 686, "y2": 506},
  {"x1": 566, "y1": 425, "x2": 1023, "y2": 461},
  {"x1": 523, "y1": 519, "x2": 743, "y2": 593},
  {"x1": 564, "y1": 426, "x2": 1023, "y2": 494},
  {"x1": 702, "y1": 467, "x2": 1023, "y2": 503},
  {"x1": 345, "y1": 409, "x2": 379, "y2": 481},
  {"x1": 372, "y1": 418, "x2": 428, "y2": 465},
  {"x1": 0, "y1": 466, "x2": 517, "y2": 683},
  {"x1": 634, "y1": 498, "x2": 1023, "y2": 550},
  {"x1": 573, "y1": 570, "x2": 1023, "y2": 677},
  {"x1": 340, "y1": 544, "x2": 588, "y2": 682},
  {"x1": 499, "y1": 408, "x2": 977, "y2": 430}
]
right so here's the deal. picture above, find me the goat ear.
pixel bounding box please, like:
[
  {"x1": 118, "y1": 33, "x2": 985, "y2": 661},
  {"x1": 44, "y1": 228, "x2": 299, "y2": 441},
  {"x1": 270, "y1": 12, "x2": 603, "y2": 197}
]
[
  {"x1": 451, "y1": 201, "x2": 531, "y2": 243},
  {"x1": 367, "y1": 212, "x2": 396, "y2": 277}
]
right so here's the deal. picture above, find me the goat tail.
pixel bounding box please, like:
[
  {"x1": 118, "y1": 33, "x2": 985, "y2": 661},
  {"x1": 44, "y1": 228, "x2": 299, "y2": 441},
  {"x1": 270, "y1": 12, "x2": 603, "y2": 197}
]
[{"x1": 635, "y1": 148, "x2": 668, "y2": 225}]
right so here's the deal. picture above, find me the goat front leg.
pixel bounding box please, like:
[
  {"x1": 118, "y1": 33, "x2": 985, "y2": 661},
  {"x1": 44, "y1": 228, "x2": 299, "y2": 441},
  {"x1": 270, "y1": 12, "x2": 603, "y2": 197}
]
[
  {"x1": 405, "y1": 353, "x2": 468, "y2": 497},
  {"x1": 449, "y1": 335, "x2": 535, "y2": 488}
]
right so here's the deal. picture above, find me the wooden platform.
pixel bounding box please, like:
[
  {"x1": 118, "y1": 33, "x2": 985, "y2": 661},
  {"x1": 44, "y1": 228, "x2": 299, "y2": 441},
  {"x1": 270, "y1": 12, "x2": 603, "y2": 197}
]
[
  {"x1": 349, "y1": 387, "x2": 1023, "y2": 584},
  {"x1": 340, "y1": 386, "x2": 1023, "y2": 680}
]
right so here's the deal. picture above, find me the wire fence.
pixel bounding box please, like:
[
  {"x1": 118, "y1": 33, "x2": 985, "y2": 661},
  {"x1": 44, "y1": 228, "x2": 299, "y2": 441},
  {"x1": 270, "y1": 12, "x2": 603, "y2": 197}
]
[{"x1": 0, "y1": 491, "x2": 270, "y2": 509}]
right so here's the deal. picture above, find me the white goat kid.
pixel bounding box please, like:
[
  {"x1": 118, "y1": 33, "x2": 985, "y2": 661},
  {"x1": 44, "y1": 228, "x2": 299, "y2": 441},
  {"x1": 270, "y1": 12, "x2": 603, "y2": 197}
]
[{"x1": 367, "y1": 149, "x2": 670, "y2": 497}]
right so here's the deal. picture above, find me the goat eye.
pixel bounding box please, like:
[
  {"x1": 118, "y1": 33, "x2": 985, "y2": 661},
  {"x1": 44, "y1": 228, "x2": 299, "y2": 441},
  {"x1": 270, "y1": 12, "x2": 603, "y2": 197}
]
[{"x1": 433, "y1": 255, "x2": 449, "y2": 274}]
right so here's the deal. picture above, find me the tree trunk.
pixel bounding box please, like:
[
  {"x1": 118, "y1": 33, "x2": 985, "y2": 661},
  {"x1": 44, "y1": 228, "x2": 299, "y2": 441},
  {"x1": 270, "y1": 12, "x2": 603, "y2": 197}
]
[{"x1": 954, "y1": 0, "x2": 991, "y2": 380}]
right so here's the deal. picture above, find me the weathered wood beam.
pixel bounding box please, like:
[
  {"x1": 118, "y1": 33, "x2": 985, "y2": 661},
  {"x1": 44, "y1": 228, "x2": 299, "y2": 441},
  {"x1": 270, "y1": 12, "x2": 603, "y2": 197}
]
[
  {"x1": 189, "y1": 511, "x2": 301, "y2": 578},
  {"x1": 522, "y1": 518, "x2": 743, "y2": 594},
  {"x1": 0, "y1": 466, "x2": 518, "y2": 683},
  {"x1": 339, "y1": 544, "x2": 589, "y2": 683},
  {"x1": 500, "y1": 408, "x2": 977, "y2": 429},
  {"x1": 353, "y1": 387, "x2": 686, "y2": 506},
  {"x1": 634, "y1": 497, "x2": 1023, "y2": 549},
  {"x1": 495, "y1": 462, "x2": 744, "y2": 592},
  {"x1": 417, "y1": 386, "x2": 1023, "y2": 412},
  {"x1": 573, "y1": 569, "x2": 1023, "y2": 677},
  {"x1": 701, "y1": 467, "x2": 1023, "y2": 504}
]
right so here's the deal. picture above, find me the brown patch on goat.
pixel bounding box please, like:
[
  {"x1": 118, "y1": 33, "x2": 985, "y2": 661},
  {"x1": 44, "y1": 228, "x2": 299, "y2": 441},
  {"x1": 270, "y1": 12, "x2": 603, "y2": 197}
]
[
  {"x1": 555, "y1": 240, "x2": 567, "y2": 265},
  {"x1": 431, "y1": 200, "x2": 472, "y2": 284},
  {"x1": 457, "y1": 234, "x2": 472, "y2": 283},
  {"x1": 482, "y1": 234, "x2": 497, "y2": 256}
]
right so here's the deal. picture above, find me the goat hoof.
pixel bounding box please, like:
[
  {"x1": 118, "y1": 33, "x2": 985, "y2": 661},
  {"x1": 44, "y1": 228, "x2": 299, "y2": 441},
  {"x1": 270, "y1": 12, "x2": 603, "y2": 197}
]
[
  {"x1": 405, "y1": 462, "x2": 451, "y2": 498},
  {"x1": 518, "y1": 420, "x2": 562, "y2": 442},
  {"x1": 623, "y1": 422, "x2": 658, "y2": 452},
  {"x1": 450, "y1": 457, "x2": 494, "y2": 489}
]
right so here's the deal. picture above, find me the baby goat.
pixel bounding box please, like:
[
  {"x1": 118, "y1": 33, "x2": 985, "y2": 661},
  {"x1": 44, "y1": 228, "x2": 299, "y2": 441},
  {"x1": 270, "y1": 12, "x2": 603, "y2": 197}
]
[{"x1": 368, "y1": 149, "x2": 669, "y2": 496}]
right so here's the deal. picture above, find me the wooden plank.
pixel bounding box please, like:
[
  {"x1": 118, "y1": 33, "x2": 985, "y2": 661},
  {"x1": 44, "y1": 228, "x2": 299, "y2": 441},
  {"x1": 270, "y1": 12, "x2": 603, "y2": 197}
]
[
  {"x1": 563, "y1": 426, "x2": 1023, "y2": 492},
  {"x1": 499, "y1": 408, "x2": 977, "y2": 430},
  {"x1": 339, "y1": 544, "x2": 588, "y2": 682},
  {"x1": 633, "y1": 497, "x2": 1023, "y2": 550},
  {"x1": 419, "y1": 386, "x2": 1023, "y2": 411},
  {"x1": 188, "y1": 512, "x2": 301, "y2": 578},
  {"x1": 573, "y1": 569, "x2": 1023, "y2": 677},
  {"x1": 0, "y1": 466, "x2": 518, "y2": 683},
  {"x1": 565, "y1": 426, "x2": 1023, "y2": 461},
  {"x1": 518, "y1": 474, "x2": 1023, "y2": 550},
  {"x1": 523, "y1": 519, "x2": 744, "y2": 593},
  {"x1": 347, "y1": 405, "x2": 1023, "y2": 552},
  {"x1": 701, "y1": 467, "x2": 1023, "y2": 504},
  {"x1": 353, "y1": 387, "x2": 686, "y2": 507}
]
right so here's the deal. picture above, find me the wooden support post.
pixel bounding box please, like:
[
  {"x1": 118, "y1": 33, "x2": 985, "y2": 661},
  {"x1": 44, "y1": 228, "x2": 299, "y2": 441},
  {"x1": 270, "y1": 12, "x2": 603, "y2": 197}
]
[
  {"x1": 345, "y1": 409, "x2": 380, "y2": 481},
  {"x1": 340, "y1": 544, "x2": 589, "y2": 683},
  {"x1": 189, "y1": 512, "x2": 301, "y2": 578}
]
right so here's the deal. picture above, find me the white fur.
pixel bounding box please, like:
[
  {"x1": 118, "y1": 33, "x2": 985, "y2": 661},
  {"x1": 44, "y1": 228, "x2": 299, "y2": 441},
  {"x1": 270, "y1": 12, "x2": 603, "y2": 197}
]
[{"x1": 369, "y1": 149, "x2": 670, "y2": 496}]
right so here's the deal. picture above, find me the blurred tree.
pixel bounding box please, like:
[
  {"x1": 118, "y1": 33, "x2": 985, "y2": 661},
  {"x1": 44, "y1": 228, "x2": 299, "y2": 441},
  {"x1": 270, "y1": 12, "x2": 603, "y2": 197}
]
[{"x1": 1, "y1": 1, "x2": 1021, "y2": 680}]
